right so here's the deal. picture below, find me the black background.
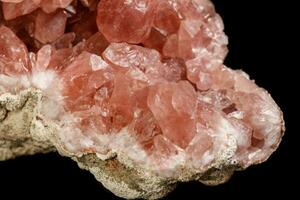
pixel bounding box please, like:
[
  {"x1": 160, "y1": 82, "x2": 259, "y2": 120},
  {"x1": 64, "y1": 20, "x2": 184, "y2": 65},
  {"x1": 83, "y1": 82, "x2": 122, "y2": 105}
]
[{"x1": 0, "y1": 0, "x2": 297, "y2": 199}]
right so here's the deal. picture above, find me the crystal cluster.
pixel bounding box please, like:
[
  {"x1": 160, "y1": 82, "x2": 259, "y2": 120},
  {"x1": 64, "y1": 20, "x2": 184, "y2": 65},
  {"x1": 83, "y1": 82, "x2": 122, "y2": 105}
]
[{"x1": 0, "y1": 0, "x2": 284, "y2": 197}]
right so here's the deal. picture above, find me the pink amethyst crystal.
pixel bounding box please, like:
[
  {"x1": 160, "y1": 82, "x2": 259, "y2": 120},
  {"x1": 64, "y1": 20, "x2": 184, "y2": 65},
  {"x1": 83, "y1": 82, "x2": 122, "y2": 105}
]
[{"x1": 0, "y1": 0, "x2": 284, "y2": 198}]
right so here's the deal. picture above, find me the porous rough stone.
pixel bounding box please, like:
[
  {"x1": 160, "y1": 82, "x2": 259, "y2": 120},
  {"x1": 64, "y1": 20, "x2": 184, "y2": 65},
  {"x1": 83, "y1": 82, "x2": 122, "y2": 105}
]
[{"x1": 0, "y1": 0, "x2": 285, "y2": 199}]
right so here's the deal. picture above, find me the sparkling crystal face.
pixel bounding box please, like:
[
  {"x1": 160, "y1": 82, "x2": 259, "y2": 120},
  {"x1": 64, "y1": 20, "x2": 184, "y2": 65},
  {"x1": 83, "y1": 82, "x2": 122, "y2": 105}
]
[{"x1": 0, "y1": 0, "x2": 283, "y2": 179}]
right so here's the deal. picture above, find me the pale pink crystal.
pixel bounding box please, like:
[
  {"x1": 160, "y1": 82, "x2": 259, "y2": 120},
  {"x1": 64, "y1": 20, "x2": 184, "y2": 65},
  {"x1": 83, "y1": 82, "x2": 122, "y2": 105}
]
[
  {"x1": 96, "y1": 0, "x2": 157, "y2": 43},
  {"x1": 34, "y1": 10, "x2": 67, "y2": 44},
  {"x1": 1, "y1": 0, "x2": 73, "y2": 20},
  {"x1": 81, "y1": 32, "x2": 109, "y2": 55},
  {"x1": 39, "y1": 0, "x2": 73, "y2": 13},
  {"x1": 153, "y1": 1, "x2": 180, "y2": 35},
  {"x1": 2, "y1": 0, "x2": 39, "y2": 20},
  {"x1": 61, "y1": 51, "x2": 113, "y2": 110},
  {"x1": 148, "y1": 81, "x2": 198, "y2": 148},
  {"x1": 0, "y1": 25, "x2": 30, "y2": 75}
]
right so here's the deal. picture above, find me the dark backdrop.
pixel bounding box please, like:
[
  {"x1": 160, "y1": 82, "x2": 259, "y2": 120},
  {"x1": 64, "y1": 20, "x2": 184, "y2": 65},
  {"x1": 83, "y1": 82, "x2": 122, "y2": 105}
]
[{"x1": 0, "y1": 0, "x2": 296, "y2": 199}]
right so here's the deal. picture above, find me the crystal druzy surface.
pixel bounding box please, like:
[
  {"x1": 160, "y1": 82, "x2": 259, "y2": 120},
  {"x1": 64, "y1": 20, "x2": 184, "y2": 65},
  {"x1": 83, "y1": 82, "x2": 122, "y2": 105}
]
[{"x1": 0, "y1": 0, "x2": 284, "y2": 188}]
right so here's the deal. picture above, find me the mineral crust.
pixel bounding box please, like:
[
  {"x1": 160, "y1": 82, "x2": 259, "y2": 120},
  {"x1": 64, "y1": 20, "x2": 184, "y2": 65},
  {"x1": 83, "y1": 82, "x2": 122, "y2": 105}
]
[{"x1": 0, "y1": 0, "x2": 284, "y2": 199}]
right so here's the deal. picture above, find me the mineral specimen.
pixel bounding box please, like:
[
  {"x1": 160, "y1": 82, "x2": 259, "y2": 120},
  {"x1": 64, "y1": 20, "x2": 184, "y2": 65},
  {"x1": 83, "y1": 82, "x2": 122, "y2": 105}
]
[{"x1": 0, "y1": 0, "x2": 284, "y2": 199}]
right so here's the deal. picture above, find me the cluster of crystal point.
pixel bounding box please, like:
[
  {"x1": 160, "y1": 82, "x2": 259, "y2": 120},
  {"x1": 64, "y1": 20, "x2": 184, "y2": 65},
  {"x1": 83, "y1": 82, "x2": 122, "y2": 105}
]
[{"x1": 0, "y1": 0, "x2": 283, "y2": 176}]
